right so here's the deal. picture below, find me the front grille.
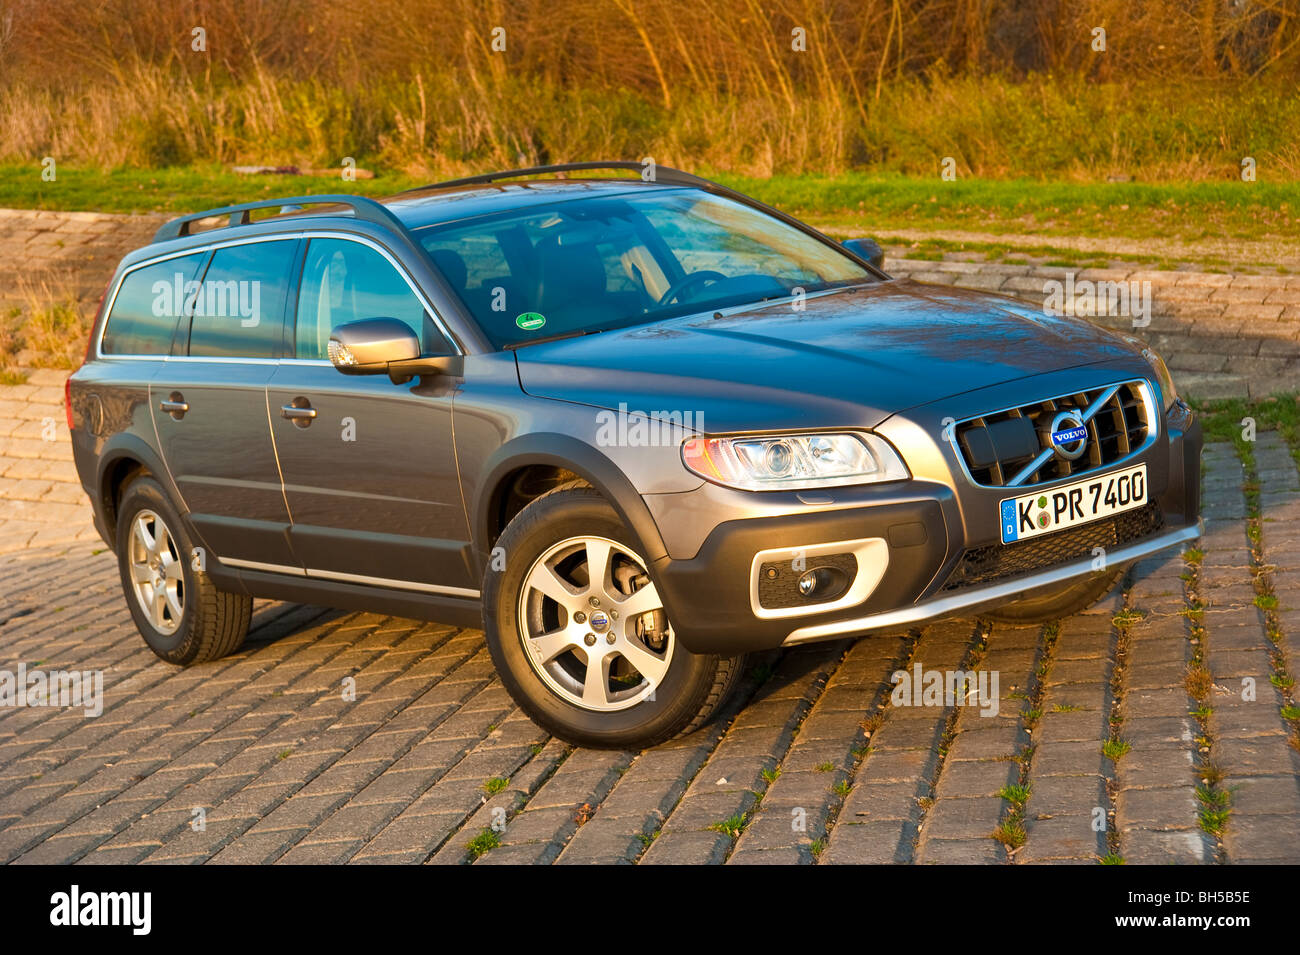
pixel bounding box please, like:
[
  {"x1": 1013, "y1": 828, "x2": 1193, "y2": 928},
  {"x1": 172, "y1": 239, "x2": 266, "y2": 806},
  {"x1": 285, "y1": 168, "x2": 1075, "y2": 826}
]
[
  {"x1": 954, "y1": 381, "x2": 1150, "y2": 487},
  {"x1": 941, "y1": 502, "x2": 1164, "y2": 592}
]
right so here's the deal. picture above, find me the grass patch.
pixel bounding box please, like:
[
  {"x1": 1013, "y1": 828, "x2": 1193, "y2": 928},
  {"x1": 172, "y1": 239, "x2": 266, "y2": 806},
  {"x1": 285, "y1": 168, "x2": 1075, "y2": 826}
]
[
  {"x1": 465, "y1": 829, "x2": 501, "y2": 859},
  {"x1": 1185, "y1": 665, "x2": 1214, "y2": 701},
  {"x1": 482, "y1": 777, "x2": 509, "y2": 795},
  {"x1": 1102, "y1": 739, "x2": 1132, "y2": 761},
  {"x1": 997, "y1": 783, "x2": 1032, "y2": 807},
  {"x1": 707, "y1": 813, "x2": 747, "y2": 839},
  {"x1": 991, "y1": 817, "x2": 1027, "y2": 850},
  {"x1": 0, "y1": 164, "x2": 1294, "y2": 253},
  {"x1": 1196, "y1": 786, "x2": 1232, "y2": 836},
  {"x1": 1112, "y1": 608, "x2": 1146, "y2": 628}
]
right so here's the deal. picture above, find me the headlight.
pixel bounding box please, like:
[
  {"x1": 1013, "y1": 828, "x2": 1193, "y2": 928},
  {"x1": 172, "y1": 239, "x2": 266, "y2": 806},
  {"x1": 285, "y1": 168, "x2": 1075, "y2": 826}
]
[
  {"x1": 1141, "y1": 346, "x2": 1178, "y2": 412},
  {"x1": 681, "y1": 432, "x2": 909, "y2": 491}
]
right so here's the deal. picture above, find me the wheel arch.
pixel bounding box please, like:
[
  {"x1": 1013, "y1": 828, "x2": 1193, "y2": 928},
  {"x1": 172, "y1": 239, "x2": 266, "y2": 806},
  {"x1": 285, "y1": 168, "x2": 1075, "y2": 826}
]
[
  {"x1": 94, "y1": 433, "x2": 182, "y2": 548},
  {"x1": 471, "y1": 434, "x2": 667, "y2": 576}
]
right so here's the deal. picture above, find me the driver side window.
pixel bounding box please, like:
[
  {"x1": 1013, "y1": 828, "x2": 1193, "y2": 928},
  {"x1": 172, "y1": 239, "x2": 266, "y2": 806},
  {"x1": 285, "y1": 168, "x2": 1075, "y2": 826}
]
[{"x1": 295, "y1": 238, "x2": 450, "y2": 359}]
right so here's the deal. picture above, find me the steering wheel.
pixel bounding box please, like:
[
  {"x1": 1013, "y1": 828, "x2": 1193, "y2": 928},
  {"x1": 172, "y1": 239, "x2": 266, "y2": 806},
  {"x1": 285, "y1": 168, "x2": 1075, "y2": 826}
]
[{"x1": 657, "y1": 270, "x2": 726, "y2": 306}]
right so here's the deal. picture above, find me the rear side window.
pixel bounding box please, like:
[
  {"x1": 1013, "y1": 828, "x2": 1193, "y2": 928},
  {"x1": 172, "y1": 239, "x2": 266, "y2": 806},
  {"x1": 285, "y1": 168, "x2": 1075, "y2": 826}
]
[
  {"x1": 294, "y1": 237, "x2": 451, "y2": 359},
  {"x1": 100, "y1": 253, "x2": 207, "y2": 355},
  {"x1": 187, "y1": 240, "x2": 297, "y2": 358}
]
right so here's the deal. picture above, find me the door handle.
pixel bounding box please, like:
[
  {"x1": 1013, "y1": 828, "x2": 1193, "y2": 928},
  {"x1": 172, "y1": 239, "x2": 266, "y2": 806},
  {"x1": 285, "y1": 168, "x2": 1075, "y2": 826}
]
[
  {"x1": 159, "y1": 393, "x2": 189, "y2": 418},
  {"x1": 281, "y1": 398, "x2": 317, "y2": 427}
]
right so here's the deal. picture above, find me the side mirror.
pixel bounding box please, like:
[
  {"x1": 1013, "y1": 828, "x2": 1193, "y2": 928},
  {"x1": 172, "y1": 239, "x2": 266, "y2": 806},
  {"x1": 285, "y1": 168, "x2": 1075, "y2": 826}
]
[
  {"x1": 329, "y1": 317, "x2": 460, "y2": 384},
  {"x1": 843, "y1": 237, "x2": 885, "y2": 271}
]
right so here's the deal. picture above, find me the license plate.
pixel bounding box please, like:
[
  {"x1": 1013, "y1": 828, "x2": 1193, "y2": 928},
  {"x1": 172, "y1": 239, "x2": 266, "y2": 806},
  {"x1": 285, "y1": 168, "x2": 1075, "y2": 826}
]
[{"x1": 999, "y1": 464, "x2": 1147, "y2": 544}]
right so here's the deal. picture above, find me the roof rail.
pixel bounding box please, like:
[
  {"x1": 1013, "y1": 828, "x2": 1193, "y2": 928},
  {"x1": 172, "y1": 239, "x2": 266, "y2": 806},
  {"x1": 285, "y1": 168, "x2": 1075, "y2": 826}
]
[
  {"x1": 153, "y1": 194, "x2": 407, "y2": 243},
  {"x1": 398, "y1": 161, "x2": 717, "y2": 195}
]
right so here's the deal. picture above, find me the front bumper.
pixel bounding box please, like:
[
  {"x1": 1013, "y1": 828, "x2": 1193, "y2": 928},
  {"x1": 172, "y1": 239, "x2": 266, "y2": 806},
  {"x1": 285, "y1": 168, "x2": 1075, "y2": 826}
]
[
  {"x1": 646, "y1": 386, "x2": 1202, "y2": 655},
  {"x1": 780, "y1": 518, "x2": 1200, "y2": 645}
]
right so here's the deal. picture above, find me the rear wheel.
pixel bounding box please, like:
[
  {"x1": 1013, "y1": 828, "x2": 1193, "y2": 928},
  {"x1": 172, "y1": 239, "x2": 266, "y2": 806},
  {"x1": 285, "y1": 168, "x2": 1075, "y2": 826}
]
[
  {"x1": 482, "y1": 482, "x2": 743, "y2": 748},
  {"x1": 983, "y1": 567, "x2": 1125, "y2": 624},
  {"x1": 115, "y1": 475, "x2": 252, "y2": 665}
]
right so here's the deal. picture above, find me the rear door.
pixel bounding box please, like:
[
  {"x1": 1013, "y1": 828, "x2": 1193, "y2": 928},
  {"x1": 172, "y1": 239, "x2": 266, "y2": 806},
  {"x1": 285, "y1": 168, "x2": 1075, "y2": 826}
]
[
  {"x1": 80, "y1": 251, "x2": 211, "y2": 526},
  {"x1": 266, "y1": 234, "x2": 475, "y2": 594},
  {"x1": 150, "y1": 237, "x2": 299, "y2": 567}
]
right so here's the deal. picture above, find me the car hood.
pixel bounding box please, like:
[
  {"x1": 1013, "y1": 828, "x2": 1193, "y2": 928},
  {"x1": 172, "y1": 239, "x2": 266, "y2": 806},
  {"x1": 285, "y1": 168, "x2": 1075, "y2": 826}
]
[{"x1": 513, "y1": 279, "x2": 1143, "y2": 433}]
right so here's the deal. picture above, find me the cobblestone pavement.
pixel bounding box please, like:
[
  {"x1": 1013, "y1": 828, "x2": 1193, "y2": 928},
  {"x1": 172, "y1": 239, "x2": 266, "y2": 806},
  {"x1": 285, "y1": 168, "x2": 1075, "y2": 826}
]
[{"x1": 2, "y1": 376, "x2": 1298, "y2": 864}]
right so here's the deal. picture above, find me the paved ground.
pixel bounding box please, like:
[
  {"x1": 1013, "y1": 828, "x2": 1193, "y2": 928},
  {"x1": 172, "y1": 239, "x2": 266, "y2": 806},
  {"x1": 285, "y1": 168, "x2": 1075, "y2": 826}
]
[{"x1": 1, "y1": 375, "x2": 1298, "y2": 864}]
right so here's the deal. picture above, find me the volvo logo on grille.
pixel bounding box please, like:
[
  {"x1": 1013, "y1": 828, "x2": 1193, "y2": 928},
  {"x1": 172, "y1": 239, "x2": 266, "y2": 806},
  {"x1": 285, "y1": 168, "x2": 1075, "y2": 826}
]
[{"x1": 1049, "y1": 411, "x2": 1088, "y2": 461}]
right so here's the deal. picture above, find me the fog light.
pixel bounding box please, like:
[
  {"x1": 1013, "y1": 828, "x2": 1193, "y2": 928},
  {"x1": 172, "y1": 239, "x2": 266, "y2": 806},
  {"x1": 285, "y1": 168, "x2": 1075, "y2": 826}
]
[{"x1": 796, "y1": 566, "x2": 851, "y2": 601}]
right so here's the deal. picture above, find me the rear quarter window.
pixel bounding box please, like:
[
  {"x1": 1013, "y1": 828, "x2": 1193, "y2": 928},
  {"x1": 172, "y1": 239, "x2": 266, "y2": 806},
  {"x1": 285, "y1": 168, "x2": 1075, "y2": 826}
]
[{"x1": 100, "y1": 252, "x2": 207, "y2": 356}]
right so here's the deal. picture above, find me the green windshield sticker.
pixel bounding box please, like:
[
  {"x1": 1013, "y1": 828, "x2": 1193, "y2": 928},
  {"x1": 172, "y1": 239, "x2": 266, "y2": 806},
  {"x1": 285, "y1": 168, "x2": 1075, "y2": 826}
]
[{"x1": 516, "y1": 312, "x2": 546, "y2": 331}]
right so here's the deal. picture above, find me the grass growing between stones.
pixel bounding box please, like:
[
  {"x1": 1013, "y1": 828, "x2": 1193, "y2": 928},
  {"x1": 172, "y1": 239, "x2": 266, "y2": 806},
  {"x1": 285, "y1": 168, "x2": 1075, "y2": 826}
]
[
  {"x1": 992, "y1": 780, "x2": 1030, "y2": 851},
  {"x1": 1101, "y1": 585, "x2": 1137, "y2": 861},
  {"x1": 912, "y1": 622, "x2": 990, "y2": 858},
  {"x1": 819, "y1": 632, "x2": 918, "y2": 857},
  {"x1": 1234, "y1": 431, "x2": 1300, "y2": 754},
  {"x1": 1195, "y1": 786, "x2": 1232, "y2": 837},
  {"x1": 1180, "y1": 472, "x2": 1230, "y2": 857},
  {"x1": 465, "y1": 828, "x2": 501, "y2": 860},
  {"x1": 706, "y1": 813, "x2": 747, "y2": 839},
  {"x1": 999, "y1": 620, "x2": 1059, "y2": 860},
  {"x1": 1101, "y1": 739, "x2": 1132, "y2": 761}
]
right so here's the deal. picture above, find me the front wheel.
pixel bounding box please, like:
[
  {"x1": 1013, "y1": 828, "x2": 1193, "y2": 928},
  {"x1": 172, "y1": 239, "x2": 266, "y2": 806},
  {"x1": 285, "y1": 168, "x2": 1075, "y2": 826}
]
[{"x1": 482, "y1": 482, "x2": 743, "y2": 749}]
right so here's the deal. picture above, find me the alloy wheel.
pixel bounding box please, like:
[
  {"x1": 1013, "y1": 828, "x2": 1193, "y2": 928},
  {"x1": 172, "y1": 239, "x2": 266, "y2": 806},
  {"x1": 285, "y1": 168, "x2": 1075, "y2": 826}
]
[
  {"x1": 127, "y1": 508, "x2": 185, "y2": 634},
  {"x1": 517, "y1": 535, "x2": 674, "y2": 712}
]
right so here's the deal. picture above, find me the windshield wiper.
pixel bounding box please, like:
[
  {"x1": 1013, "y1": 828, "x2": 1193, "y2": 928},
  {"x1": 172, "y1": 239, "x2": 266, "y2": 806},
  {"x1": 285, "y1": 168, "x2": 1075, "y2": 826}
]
[{"x1": 504, "y1": 328, "x2": 599, "y2": 350}]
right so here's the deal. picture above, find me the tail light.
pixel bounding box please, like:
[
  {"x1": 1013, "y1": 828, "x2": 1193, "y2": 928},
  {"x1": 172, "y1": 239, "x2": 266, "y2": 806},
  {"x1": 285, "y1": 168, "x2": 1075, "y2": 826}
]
[{"x1": 64, "y1": 377, "x2": 73, "y2": 430}]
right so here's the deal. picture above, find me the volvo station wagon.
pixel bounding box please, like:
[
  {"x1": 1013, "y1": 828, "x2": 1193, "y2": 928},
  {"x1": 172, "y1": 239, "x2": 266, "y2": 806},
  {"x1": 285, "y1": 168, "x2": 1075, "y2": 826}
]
[{"x1": 67, "y1": 162, "x2": 1202, "y2": 747}]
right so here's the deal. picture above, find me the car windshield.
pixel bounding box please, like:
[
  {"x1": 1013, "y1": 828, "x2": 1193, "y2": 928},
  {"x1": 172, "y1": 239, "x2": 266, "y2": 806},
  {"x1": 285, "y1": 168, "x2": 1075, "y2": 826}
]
[{"x1": 415, "y1": 188, "x2": 876, "y2": 349}]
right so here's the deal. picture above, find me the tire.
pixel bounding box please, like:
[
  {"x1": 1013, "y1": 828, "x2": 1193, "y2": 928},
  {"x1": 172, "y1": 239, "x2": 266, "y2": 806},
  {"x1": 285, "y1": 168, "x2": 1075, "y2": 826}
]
[
  {"x1": 114, "y1": 474, "x2": 252, "y2": 665},
  {"x1": 481, "y1": 481, "x2": 744, "y2": 749},
  {"x1": 982, "y1": 567, "x2": 1126, "y2": 624}
]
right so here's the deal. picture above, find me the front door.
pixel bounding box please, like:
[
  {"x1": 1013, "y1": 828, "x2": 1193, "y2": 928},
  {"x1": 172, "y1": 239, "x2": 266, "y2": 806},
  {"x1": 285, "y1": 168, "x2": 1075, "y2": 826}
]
[{"x1": 267, "y1": 235, "x2": 474, "y2": 594}]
